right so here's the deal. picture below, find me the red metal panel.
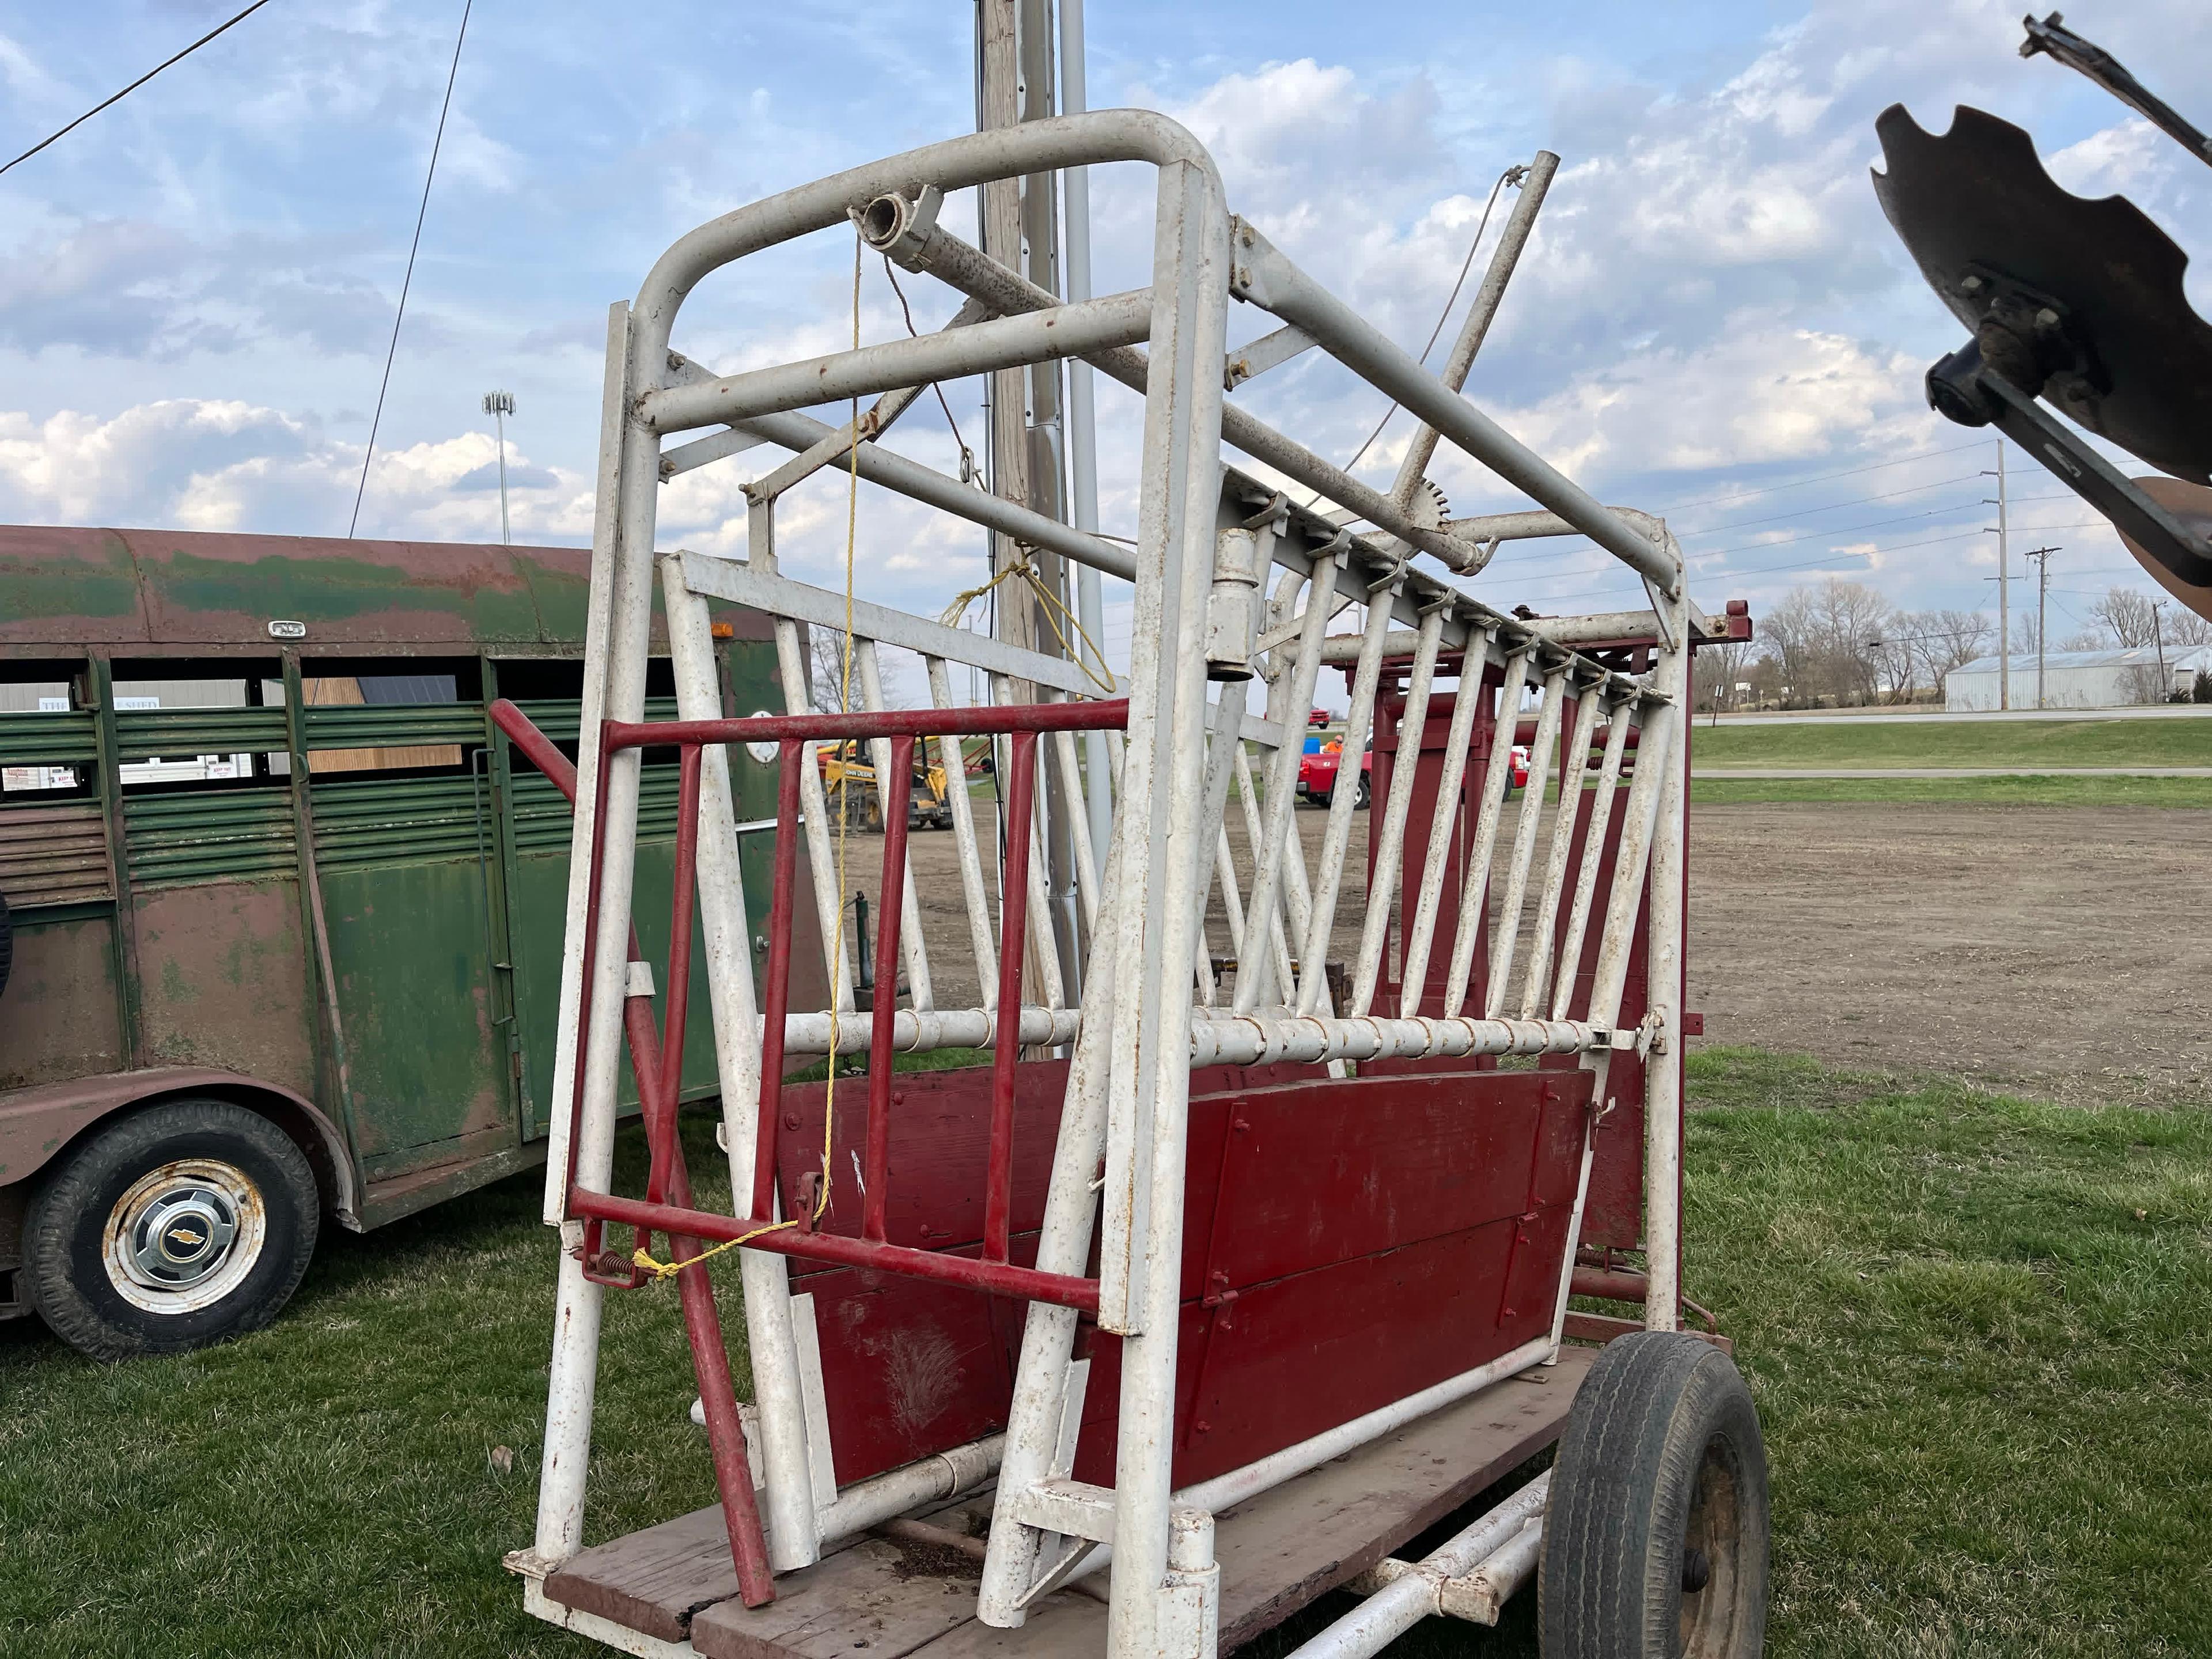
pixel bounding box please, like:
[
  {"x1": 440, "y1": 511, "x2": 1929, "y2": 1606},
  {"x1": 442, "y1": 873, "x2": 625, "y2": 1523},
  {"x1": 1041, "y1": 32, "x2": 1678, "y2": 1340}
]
[
  {"x1": 798, "y1": 1237, "x2": 1035, "y2": 1487},
  {"x1": 1071, "y1": 1210, "x2": 1574, "y2": 1490},
  {"x1": 1366, "y1": 657, "x2": 1502, "y2": 1039},
  {"x1": 1200, "y1": 1071, "x2": 1586, "y2": 1289},
  {"x1": 773, "y1": 1062, "x2": 1070, "y2": 1262},
  {"x1": 1066, "y1": 1070, "x2": 1589, "y2": 1490},
  {"x1": 753, "y1": 1051, "x2": 1585, "y2": 1486},
  {"x1": 983, "y1": 733, "x2": 1036, "y2": 1262},
  {"x1": 776, "y1": 1062, "x2": 1357, "y2": 1487},
  {"x1": 1541, "y1": 783, "x2": 1650, "y2": 1252}
]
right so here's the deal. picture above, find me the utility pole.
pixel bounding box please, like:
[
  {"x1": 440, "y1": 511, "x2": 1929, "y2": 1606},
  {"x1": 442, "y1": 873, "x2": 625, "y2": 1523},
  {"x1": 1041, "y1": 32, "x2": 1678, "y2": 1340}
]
[
  {"x1": 483, "y1": 390, "x2": 514, "y2": 543},
  {"x1": 1983, "y1": 438, "x2": 2010, "y2": 710},
  {"x1": 2152, "y1": 600, "x2": 2168, "y2": 700},
  {"x1": 2025, "y1": 546, "x2": 2058, "y2": 709},
  {"x1": 978, "y1": 0, "x2": 1084, "y2": 1007},
  {"x1": 1059, "y1": 0, "x2": 1113, "y2": 877}
]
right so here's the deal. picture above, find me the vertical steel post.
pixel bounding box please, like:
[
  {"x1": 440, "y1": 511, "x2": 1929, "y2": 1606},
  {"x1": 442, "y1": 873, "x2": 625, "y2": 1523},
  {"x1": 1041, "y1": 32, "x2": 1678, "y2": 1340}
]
[
  {"x1": 862, "y1": 739, "x2": 915, "y2": 1244},
  {"x1": 1641, "y1": 566, "x2": 1692, "y2": 1332},
  {"x1": 531, "y1": 301, "x2": 635, "y2": 1571},
  {"x1": 1059, "y1": 0, "x2": 1113, "y2": 876},
  {"x1": 984, "y1": 732, "x2": 1038, "y2": 1263},
  {"x1": 1101, "y1": 146, "x2": 1230, "y2": 1659},
  {"x1": 662, "y1": 560, "x2": 822, "y2": 1571}
]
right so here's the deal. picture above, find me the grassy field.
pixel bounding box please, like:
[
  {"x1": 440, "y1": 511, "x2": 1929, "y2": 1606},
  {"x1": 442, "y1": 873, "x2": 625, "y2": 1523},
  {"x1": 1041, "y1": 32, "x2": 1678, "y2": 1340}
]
[
  {"x1": 1693, "y1": 714, "x2": 2212, "y2": 771},
  {"x1": 5, "y1": 1051, "x2": 2209, "y2": 1657},
  {"x1": 1692, "y1": 774, "x2": 2212, "y2": 809}
]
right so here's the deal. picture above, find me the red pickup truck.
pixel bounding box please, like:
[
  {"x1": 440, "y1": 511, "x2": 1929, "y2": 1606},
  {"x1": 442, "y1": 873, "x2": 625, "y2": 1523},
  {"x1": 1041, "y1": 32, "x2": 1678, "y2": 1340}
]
[{"x1": 1298, "y1": 738, "x2": 1528, "y2": 809}]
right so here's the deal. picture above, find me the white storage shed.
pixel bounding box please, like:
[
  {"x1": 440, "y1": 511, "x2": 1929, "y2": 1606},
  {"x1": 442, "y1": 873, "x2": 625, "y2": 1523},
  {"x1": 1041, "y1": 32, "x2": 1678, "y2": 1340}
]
[{"x1": 1945, "y1": 645, "x2": 2212, "y2": 711}]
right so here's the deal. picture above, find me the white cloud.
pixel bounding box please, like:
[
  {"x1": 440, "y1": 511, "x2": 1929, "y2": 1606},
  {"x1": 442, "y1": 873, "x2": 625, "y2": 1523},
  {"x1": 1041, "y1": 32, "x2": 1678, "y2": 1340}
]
[
  {"x1": 1480, "y1": 326, "x2": 1924, "y2": 485},
  {"x1": 0, "y1": 397, "x2": 597, "y2": 543}
]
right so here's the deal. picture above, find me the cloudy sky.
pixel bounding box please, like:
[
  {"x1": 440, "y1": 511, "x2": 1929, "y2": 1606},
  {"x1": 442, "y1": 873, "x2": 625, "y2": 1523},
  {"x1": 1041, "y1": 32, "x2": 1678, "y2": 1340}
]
[{"x1": 2, "y1": 0, "x2": 2207, "y2": 662}]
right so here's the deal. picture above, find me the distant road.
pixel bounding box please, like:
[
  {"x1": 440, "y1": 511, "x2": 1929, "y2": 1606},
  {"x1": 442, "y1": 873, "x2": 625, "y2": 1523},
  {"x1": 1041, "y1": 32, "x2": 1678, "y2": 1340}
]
[
  {"x1": 1698, "y1": 766, "x2": 2212, "y2": 779},
  {"x1": 1707, "y1": 706, "x2": 2212, "y2": 726}
]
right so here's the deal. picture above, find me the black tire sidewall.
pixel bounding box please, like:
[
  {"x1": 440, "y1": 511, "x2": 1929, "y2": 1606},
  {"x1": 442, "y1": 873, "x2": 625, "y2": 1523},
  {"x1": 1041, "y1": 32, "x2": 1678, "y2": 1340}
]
[
  {"x1": 1541, "y1": 1332, "x2": 1770, "y2": 1657},
  {"x1": 25, "y1": 1099, "x2": 320, "y2": 1361}
]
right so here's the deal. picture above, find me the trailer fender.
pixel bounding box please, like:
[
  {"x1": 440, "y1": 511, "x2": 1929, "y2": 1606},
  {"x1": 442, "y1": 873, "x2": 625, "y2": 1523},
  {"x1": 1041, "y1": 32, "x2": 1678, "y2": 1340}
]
[{"x1": 0, "y1": 1067, "x2": 359, "y2": 1232}]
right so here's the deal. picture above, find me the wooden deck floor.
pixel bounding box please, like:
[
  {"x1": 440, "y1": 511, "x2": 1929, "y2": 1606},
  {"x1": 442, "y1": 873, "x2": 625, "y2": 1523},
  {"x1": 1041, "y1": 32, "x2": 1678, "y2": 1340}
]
[{"x1": 538, "y1": 1345, "x2": 1592, "y2": 1658}]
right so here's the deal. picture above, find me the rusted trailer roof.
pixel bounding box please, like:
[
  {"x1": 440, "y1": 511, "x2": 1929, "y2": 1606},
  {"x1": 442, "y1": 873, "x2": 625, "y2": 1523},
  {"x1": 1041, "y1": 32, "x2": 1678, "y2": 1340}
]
[{"x1": 0, "y1": 524, "x2": 732, "y2": 657}]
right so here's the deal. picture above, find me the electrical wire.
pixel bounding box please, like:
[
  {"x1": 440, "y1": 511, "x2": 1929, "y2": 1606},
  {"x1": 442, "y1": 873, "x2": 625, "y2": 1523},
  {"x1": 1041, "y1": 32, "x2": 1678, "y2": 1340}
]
[
  {"x1": 1326, "y1": 166, "x2": 1516, "y2": 488},
  {"x1": 882, "y1": 256, "x2": 981, "y2": 483},
  {"x1": 348, "y1": 0, "x2": 473, "y2": 538},
  {"x1": 1509, "y1": 521, "x2": 2117, "y2": 610},
  {"x1": 1672, "y1": 472, "x2": 1983, "y2": 537},
  {"x1": 0, "y1": 0, "x2": 279, "y2": 177},
  {"x1": 1648, "y1": 436, "x2": 1991, "y2": 513}
]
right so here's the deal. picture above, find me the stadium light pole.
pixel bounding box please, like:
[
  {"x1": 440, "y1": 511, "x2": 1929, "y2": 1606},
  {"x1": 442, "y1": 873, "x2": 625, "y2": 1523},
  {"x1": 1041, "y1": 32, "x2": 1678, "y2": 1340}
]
[{"x1": 483, "y1": 389, "x2": 515, "y2": 543}]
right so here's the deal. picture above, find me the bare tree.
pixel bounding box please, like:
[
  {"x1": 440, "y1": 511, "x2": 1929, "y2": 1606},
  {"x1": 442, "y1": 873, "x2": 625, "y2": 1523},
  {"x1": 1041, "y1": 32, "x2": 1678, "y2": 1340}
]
[
  {"x1": 2158, "y1": 601, "x2": 2212, "y2": 649},
  {"x1": 1758, "y1": 587, "x2": 1819, "y2": 707},
  {"x1": 1807, "y1": 578, "x2": 1894, "y2": 705},
  {"x1": 1908, "y1": 608, "x2": 1992, "y2": 699},
  {"x1": 1693, "y1": 634, "x2": 1756, "y2": 713},
  {"x1": 807, "y1": 623, "x2": 856, "y2": 714},
  {"x1": 2090, "y1": 586, "x2": 2162, "y2": 648},
  {"x1": 1750, "y1": 579, "x2": 1897, "y2": 706}
]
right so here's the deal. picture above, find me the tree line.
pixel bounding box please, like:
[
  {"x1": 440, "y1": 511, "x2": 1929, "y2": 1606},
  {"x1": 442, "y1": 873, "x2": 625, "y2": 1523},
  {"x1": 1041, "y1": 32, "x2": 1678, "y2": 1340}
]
[{"x1": 1692, "y1": 578, "x2": 2212, "y2": 710}]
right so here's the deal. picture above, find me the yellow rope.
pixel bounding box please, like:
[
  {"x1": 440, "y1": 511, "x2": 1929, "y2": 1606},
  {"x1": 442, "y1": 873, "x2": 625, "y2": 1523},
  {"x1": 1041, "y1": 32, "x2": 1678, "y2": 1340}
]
[
  {"x1": 634, "y1": 1218, "x2": 791, "y2": 1282},
  {"x1": 641, "y1": 233, "x2": 865, "y2": 1283},
  {"x1": 941, "y1": 555, "x2": 1116, "y2": 697}
]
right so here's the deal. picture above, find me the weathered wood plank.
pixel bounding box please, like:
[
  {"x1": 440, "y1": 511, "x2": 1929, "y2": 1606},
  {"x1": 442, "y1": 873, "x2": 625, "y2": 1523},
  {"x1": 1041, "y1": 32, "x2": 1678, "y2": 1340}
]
[
  {"x1": 543, "y1": 1502, "x2": 738, "y2": 1645},
  {"x1": 1211, "y1": 1348, "x2": 1591, "y2": 1647},
  {"x1": 912, "y1": 1349, "x2": 1593, "y2": 1659},
  {"x1": 691, "y1": 1538, "x2": 978, "y2": 1659},
  {"x1": 548, "y1": 1351, "x2": 1592, "y2": 1658}
]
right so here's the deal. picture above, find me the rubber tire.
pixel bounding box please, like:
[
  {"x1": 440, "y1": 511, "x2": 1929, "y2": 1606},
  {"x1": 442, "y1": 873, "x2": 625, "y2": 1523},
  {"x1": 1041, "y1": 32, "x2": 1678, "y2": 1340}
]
[
  {"x1": 24, "y1": 1099, "x2": 320, "y2": 1362},
  {"x1": 1540, "y1": 1332, "x2": 1769, "y2": 1657},
  {"x1": 0, "y1": 889, "x2": 12, "y2": 1001},
  {"x1": 1336, "y1": 771, "x2": 1370, "y2": 811}
]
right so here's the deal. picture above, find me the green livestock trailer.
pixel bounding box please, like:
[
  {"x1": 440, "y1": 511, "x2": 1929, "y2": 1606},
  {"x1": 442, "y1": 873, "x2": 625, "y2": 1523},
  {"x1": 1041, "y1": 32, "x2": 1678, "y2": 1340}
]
[{"x1": 0, "y1": 524, "x2": 820, "y2": 1359}]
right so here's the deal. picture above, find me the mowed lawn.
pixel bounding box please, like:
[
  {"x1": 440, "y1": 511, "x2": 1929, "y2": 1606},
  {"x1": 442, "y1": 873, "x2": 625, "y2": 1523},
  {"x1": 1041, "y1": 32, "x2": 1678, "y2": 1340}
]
[
  {"x1": 5, "y1": 1050, "x2": 2210, "y2": 1658},
  {"x1": 1692, "y1": 774, "x2": 2212, "y2": 809},
  {"x1": 1692, "y1": 714, "x2": 2212, "y2": 771}
]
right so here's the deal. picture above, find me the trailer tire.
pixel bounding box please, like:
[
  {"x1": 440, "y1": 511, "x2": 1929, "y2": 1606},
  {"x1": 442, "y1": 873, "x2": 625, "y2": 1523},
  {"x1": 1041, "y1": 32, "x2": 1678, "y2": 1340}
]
[
  {"x1": 22, "y1": 1099, "x2": 320, "y2": 1362},
  {"x1": 1539, "y1": 1332, "x2": 1768, "y2": 1658}
]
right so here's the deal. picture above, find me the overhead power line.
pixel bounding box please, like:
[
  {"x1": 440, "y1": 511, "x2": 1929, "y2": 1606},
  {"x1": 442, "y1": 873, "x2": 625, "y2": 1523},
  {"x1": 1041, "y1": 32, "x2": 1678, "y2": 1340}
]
[
  {"x1": 1648, "y1": 436, "x2": 1991, "y2": 513},
  {"x1": 1507, "y1": 520, "x2": 2115, "y2": 611},
  {"x1": 0, "y1": 0, "x2": 279, "y2": 178},
  {"x1": 349, "y1": 0, "x2": 474, "y2": 539},
  {"x1": 1673, "y1": 472, "x2": 1982, "y2": 538}
]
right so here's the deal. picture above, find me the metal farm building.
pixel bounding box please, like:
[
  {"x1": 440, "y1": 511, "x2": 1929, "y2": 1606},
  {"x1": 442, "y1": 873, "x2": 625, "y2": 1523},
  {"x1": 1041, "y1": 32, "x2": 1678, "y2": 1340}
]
[{"x1": 1945, "y1": 645, "x2": 2212, "y2": 711}]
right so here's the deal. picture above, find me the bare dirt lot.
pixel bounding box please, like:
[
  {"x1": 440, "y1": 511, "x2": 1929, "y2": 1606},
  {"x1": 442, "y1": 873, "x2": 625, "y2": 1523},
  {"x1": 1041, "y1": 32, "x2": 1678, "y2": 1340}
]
[
  {"x1": 835, "y1": 800, "x2": 2211, "y2": 1107},
  {"x1": 1690, "y1": 802, "x2": 2211, "y2": 1108}
]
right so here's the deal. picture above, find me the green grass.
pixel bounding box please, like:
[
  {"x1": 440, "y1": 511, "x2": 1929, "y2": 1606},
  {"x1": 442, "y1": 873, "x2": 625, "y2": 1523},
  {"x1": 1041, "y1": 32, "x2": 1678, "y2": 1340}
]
[
  {"x1": 1692, "y1": 774, "x2": 2212, "y2": 809},
  {"x1": 5, "y1": 1051, "x2": 2210, "y2": 1656},
  {"x1": 1694, "y1": 714, "x2": 2212, "y2": 771}
]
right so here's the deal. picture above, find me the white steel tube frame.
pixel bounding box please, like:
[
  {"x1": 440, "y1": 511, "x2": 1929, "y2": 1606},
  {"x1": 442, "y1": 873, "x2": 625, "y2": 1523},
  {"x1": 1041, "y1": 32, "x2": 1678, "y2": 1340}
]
[{"x1": 528, "y1": 109, "x2": 1698, "y2": 1656}]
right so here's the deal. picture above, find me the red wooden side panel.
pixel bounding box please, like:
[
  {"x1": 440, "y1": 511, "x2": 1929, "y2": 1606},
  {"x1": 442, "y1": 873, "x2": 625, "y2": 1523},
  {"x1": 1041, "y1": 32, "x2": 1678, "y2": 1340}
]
[
  {"x1": 1071, "y1": 1069, "x2": 1591, "y2": 1490},
  {"x1": 796, "y1": 1246, "x2": 1029, "y2": 1487},
  {"x1": 1366, "y1": 664, "x2": 1503, "y2": 1043},
  {"x1": 774, "y1": 1060, "x2": 1328, "y2": 1486},
  {"x1": 1540, "y1": 785, "x2": 1651, "y2": 1252}
]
